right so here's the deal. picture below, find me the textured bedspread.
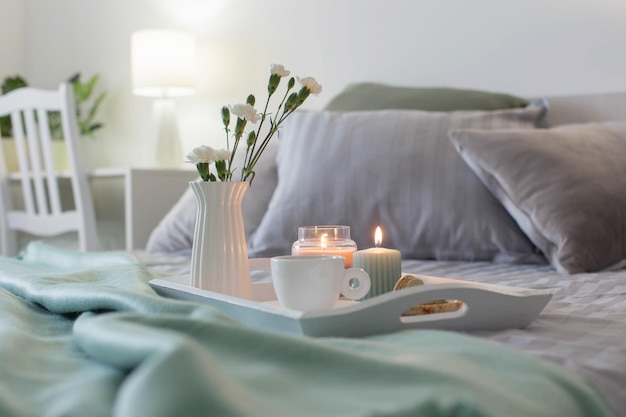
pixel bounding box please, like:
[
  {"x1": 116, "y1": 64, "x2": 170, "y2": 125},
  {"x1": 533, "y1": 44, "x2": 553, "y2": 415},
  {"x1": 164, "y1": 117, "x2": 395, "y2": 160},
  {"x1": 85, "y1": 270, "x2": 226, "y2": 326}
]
[
  {"x1": 0, "y1": 243, "x2": 615, "y2": 417},
  {"x1": 139, "y1": 250, "x2": 626, "y2": 416},
  {"x1": 401, "y1": 259, "x2": 626, "y2": 416}
]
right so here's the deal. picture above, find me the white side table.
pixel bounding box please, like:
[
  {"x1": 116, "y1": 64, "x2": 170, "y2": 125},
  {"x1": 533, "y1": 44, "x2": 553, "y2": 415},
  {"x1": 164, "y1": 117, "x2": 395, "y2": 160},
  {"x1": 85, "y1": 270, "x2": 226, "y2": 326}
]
[{"x1": 90, "y1": 167, "x2": 197, "y2": 250}]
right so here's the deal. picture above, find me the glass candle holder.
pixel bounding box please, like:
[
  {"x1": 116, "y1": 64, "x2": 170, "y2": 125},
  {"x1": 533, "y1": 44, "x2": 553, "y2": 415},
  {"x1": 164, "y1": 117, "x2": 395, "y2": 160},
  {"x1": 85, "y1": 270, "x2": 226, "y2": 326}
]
[{"x1": 291, "y1": 225, "x2": 357, "y2": 268}]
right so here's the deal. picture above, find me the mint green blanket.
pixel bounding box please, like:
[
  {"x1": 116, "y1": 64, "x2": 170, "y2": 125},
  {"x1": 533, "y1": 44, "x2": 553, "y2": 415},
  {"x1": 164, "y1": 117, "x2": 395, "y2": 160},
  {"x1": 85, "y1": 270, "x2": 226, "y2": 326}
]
[{"x1": 0, "y1": 242, "x2": 613, "y2": 417}]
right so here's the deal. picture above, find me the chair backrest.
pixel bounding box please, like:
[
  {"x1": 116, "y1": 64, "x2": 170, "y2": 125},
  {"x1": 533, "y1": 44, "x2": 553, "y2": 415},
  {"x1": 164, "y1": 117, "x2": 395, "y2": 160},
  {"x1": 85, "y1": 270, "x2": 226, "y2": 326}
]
[{"x1": 0, "y1": 83, "x2": 98, "y2": 256}]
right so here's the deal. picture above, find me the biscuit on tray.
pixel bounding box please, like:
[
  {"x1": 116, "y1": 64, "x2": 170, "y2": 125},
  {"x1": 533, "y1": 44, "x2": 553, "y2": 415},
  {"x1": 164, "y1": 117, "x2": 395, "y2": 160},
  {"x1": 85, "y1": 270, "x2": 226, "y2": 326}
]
[{"x1": 393, "y1": 274, "x2": 463, "y2": 316}]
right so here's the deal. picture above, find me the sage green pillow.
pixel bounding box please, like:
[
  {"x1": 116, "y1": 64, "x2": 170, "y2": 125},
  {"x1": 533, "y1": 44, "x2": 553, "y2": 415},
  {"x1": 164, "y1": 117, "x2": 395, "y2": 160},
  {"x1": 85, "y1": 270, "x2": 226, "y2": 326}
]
[{"x1": 325, "y1": 83, "x2": 529, "y2": 112}]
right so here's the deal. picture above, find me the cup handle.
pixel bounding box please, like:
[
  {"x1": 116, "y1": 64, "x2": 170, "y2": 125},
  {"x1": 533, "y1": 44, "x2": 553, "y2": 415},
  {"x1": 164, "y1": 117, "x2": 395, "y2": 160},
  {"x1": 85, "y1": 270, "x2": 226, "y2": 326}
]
[{"x1": 342, "y1": 268, "x2": 371, "y2": 300}]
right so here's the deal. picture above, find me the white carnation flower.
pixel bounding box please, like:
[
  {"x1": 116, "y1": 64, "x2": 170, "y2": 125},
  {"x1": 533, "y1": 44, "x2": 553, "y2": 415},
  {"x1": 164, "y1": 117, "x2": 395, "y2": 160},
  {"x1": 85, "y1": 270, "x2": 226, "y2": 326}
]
[
  {"x1": 270, "y1": 64, "x2": 290, "y2": 77},
  {"x1": 297, "y1": 76, "x2": 323, "y2": 95},
  {"x1": 185, "y1": 145, "x2": 217, "y2": 164},
  {"x1": 215, "y1": 148, "x2": 232, "y2": 161},
  {"x1": 229, "y1": 103, "x2": 261, "y2": 123}
]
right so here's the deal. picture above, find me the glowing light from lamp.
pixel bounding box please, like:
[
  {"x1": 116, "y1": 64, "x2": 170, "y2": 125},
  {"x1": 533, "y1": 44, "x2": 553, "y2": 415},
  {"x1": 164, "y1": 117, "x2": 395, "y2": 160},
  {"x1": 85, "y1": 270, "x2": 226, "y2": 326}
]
[
  {"x1": 130, "y1": 29, "x2": 197, "y2": 168},
  {"x1": 131, "y1": 29, "x2": 196, "y2": 97},
  {"x1": 156, "y1": 0, "x2": 229, "y2": 27}
]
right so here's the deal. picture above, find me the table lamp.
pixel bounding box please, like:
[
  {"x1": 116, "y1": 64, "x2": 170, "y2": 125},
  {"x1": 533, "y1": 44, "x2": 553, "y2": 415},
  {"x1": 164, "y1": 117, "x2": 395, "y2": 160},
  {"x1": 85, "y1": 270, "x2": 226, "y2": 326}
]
[{"x1": 131, "y1": 29, "x2": 196, "y2": 168}]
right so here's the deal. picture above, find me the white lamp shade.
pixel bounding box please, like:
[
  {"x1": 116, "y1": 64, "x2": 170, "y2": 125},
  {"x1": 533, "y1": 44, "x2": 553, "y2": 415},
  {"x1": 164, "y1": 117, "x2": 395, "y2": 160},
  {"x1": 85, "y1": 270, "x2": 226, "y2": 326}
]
[{"x1": 131, "y1": 29, "x2": 196, "y2": 97}]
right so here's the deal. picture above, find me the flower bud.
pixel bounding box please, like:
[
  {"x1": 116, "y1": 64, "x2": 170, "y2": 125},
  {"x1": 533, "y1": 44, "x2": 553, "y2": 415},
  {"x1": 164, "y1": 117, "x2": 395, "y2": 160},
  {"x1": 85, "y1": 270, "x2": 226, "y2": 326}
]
[
  {"x1": 284, "y1": 92, "x2": 299, "y2": 111},
  {"x1": 287, "y1": 77, "x2": 295, "y2": 90},
  {"x1": 247, "y1": 131, "x2": 256, "y2": 148},
  {"x1": 221, "y1": 106, "x2": 230, "y2": 127},
  {"x1": 246, "y1": 94, "x2": 255, "y2": 106},
  {"x1": 215, "y1": 160, "x2": 228, "y2": 181},
  {"x1": 196, "y1": 162, "x2": 211, "y2": 182},
  {"x1": 235, "y1": 117, "x2": 246, "y2": 137},
  {"x1": 297, "y1": 87, "x2": 311, "y2": 105},
  {"x1": 268, "y1": 73, "x2": 280, "y2": 95}
]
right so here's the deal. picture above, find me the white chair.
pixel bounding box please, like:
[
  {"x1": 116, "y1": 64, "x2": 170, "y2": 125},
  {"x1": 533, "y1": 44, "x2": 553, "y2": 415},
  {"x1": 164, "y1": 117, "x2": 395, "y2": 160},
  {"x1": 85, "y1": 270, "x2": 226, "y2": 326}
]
[{"x1": 0, "y1": 83, "x2": 98, "y2": 256}]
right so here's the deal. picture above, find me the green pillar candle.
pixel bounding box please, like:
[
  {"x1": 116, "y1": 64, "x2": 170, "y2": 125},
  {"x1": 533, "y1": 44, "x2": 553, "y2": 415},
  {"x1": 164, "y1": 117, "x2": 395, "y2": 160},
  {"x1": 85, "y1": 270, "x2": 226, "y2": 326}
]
[{"x1": 353, "y1": 227, "x2": 401, "y2": 299}]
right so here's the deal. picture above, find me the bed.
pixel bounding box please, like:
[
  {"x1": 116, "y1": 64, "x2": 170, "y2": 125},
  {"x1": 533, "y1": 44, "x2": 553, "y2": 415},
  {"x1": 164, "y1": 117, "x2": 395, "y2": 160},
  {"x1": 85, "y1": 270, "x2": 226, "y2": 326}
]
[{"x1": 1, "y1": 84, "x2": 625, "y2": 417}]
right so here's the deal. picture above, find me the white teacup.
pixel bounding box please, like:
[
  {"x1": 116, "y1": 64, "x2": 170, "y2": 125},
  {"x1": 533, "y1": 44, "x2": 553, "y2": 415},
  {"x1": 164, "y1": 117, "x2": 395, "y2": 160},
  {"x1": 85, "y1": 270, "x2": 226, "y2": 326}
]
[{"x1": 270, "y1": 255, "x2": 371, "y2": 312}]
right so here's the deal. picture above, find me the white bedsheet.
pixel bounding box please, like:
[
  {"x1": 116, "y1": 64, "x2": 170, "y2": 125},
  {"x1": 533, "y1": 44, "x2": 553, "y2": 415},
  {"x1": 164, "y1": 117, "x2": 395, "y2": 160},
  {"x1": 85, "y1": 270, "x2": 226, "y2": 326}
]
[{"x1": 136, "y1": 251, "x2": 626, "y2": 416}]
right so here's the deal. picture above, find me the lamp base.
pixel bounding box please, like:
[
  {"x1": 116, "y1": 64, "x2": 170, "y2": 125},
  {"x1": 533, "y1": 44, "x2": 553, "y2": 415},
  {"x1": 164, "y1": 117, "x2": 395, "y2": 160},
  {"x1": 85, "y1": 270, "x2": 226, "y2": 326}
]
[{"x1": 153, "y1": 98, "x2": 183, "y2": 168}]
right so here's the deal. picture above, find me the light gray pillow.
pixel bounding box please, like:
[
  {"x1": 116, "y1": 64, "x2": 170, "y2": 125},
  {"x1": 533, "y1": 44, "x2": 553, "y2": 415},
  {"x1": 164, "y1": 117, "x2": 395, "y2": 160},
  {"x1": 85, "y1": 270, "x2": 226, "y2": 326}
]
[
  {"x1": 449, "y1": 122, "x2": 626, "y2": 274},
  {"x1": 145, "y1": 140, "x2": 279, "y2": 253},
  {"x1": 248, "y1": 105, "x2": 548, "y2": 263}
]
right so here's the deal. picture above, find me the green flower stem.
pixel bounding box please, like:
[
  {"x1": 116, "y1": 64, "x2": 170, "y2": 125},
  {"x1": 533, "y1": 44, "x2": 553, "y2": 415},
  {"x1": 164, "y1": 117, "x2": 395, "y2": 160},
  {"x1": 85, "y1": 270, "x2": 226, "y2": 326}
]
[
  {"x1": 244, "y1": 88, "x2": 275, "y2": 178},
  {"x1": 244, "y1": 89, "x2": 306, "y2": 180},
  {"x1": 208, "y1": 68, "x2": 318, "y2": 183},
  {"x1": 244, "y1": 127, "x2": 277, "y2": 180},
  {"x1": 227, "y1": 116, "x2": 248, "y2": 180},
  {"x1": 228, "y1": 135, "x2": 240, "y2": 181},
  {"x1": 244, "y1": 85, "x2": 301, "y2": 179},
  {"x1": 223, "y1": 126, "x2": 232, "y2": 177},
  {"x1": 274, "y1": 83, "x2": 294, "y2": 123}
]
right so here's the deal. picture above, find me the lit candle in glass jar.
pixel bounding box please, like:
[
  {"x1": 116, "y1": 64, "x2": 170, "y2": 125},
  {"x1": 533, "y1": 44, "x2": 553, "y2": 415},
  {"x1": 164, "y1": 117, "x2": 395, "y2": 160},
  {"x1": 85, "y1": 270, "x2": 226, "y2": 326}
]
[
  {"x1": 352, "y1": 226, "x2": 401, "y2": 299},
  {"x1": 291, "y1": 225, "x2": 357, "y2": 268}
]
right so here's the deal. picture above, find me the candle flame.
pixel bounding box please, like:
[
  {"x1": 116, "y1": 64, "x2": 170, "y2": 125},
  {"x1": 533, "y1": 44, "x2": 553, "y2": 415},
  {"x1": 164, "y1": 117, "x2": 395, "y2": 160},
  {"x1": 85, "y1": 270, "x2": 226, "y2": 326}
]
[
  {"x1": 374, "y1": 226, "x2": 382, "y2": 247},
  {"x1": 321, "y1": 233, "x2": 328, "y2": 250}
]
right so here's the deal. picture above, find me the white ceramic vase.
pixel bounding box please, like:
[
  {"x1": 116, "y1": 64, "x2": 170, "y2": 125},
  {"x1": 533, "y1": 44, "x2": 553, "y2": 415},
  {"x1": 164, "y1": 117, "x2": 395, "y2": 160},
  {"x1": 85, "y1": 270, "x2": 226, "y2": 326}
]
[{"x1": 189, "y1": 180, "x2": 251, "y2": 299}]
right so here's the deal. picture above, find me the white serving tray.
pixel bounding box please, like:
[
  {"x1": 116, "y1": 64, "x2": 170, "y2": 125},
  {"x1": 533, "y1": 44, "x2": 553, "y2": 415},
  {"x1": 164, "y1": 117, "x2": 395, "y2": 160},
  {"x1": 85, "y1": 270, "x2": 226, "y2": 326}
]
[{"x1": 149, "y1": 260, "x2": 552, "y2": 337}]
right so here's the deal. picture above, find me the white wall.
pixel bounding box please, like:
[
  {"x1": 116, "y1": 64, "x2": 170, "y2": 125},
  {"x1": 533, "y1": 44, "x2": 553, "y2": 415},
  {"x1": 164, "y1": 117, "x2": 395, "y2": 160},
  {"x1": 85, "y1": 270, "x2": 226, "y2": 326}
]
[
  {"x1": 7, "y1": 0, "x2": 626, "y2": 167},
  {"x1": 0, "y1": 0, "x2": 25, "y2": 79}
]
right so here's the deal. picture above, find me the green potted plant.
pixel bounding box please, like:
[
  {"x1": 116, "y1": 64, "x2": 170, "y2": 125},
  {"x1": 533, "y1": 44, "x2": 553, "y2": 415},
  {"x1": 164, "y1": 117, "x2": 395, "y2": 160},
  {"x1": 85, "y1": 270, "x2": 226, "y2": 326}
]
[
  {"x1": 1, "y1": 75, "x2": 28, "y2": 171},
  {"x1": 67, "y1": 72, "x2": 107, "y2": 138},
  {"x1": 1, "y1": 72, "x2": 106, "y2": 170},
  {"x1": 1, "y1": 72, "x2": 106, "y2": 139},
  {"x1": 0, "y1": 75, "x2": 28, "y2": 137},
  {"x1": 47, "y1": 72, "x2": 107, "y2": 139}
]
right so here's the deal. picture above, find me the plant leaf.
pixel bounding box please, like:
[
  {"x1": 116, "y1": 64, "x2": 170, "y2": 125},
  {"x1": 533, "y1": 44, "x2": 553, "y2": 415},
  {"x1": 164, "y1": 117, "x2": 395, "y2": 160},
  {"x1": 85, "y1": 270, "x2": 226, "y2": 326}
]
[{"x1": 85, "y1": 92, "x2": 106, "y2": 123}]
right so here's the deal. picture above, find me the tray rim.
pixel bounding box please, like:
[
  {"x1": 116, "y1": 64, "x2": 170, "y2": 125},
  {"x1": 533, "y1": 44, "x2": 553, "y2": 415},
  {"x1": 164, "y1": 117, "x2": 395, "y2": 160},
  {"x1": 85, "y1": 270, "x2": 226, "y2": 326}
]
[{"x1": 149, "y1": 272, "x2": 553, "y2": 336}]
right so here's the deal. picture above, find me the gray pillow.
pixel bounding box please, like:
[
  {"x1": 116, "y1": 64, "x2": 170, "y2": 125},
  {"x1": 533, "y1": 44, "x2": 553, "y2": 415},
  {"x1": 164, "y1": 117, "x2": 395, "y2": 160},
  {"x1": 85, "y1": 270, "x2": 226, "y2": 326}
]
[
  {"x1": 248, "y1": 105, "x2": 548, "y2": 263},
  {"x1": 325, "y1": 83, "x2": 529, "y2": 112},
  {"x1": 145, "y1": 140, "x2": 279, "y2": 253},
  {"x1": 449, "y1": 122, "x2": 626, "y2": 274}
]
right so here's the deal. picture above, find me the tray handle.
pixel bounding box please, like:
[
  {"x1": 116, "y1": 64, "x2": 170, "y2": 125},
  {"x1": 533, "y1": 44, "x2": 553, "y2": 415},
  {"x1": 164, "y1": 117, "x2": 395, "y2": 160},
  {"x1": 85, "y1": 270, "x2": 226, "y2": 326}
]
[{"x1": 319, "y1": 283, "x2": 552, "y2": 333}]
